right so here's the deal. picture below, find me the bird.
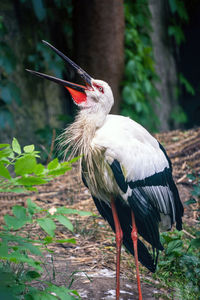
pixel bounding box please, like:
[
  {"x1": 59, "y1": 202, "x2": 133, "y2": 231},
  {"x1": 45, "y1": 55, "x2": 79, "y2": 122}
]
[{"x1": 27, "y1": 40, "x2": 184, "y2": 300}]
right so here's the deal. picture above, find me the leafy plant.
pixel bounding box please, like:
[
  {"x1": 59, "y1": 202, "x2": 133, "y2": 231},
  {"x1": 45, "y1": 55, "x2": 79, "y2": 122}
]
[
  {"x1": 0, "y1": 197, "x2": 91, "y2": 299},
  {"x1": 0, "y1": 16, "x2": 21, "y2": 129},
  {"x1": 0, "y1": 137, "x2": 79, "y2": 193},
  {"x1": 122, "y1": 0, "x2": 159, "y2": 131},
  {"x1": 152, "y1": 173, "x2": 200, "y2": 299},
  {"x1": 0, "y1": 138, "x2": 92, "y2": 299},
  {"x1": 168, "y1": 0, "x2": 188, "y2": 46},
  {"x1": 168, "y1": 0, "x2": 195, "y2": 125}
]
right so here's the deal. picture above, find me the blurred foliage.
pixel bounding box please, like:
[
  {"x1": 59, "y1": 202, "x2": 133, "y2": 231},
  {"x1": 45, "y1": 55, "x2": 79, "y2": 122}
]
[
  {"x1": 168, "y1": 0, "x2": 189, "y2": 45},
  {"x1": 168, "y1": 0, "x2": 195, "y2": 125},
  {"x1": 122, "y1": 0, "x2": 195, "y2": 131},
  {"x1": 122, "y1": 0, "x2": 159, "y2": 131},
  {"x1": 0, "y1": 0, "x2": 73, "y2": 147},
  {"x1": 0, "y1": 16, "x2": 21, "y2": 129}
]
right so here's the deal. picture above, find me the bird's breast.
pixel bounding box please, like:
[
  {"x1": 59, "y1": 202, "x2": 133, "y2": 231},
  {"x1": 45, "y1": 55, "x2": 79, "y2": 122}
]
[{"x1": 81, "y1": 148, "x2": 119, "y2": 203}]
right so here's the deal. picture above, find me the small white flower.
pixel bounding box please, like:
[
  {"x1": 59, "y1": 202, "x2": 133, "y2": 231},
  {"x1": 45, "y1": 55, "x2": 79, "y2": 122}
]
[{"x1": 49, "y1": 206, "x2": 57, "y2": 215}]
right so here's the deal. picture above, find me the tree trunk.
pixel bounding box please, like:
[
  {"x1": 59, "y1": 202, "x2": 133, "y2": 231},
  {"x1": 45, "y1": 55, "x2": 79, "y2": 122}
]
[
  {"x1": 149, "y1": 0, "x2": 178, "y2": 131},
  {"x1": 73, "y1": 0, "x2": 125, "y2": 114}
]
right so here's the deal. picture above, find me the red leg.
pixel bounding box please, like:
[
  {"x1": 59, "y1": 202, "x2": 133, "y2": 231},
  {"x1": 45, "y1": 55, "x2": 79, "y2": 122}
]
[
  {"x1": 111, "y1": 198, "x2": 123, "y2": 300},
  {"x1": 131, "y1": 211, "x2": 143, "y2": 300}
]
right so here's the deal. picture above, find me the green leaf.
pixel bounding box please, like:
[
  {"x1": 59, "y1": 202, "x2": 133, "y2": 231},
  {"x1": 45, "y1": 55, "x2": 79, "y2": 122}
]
[
  {"x1": 171, "y1": 105, "x2": 187, "y2": 124},
  {"x1": 9, "y1": 187, "x2": 27, "y2": 193},
  {"x1": 0, "y1": 147, "x2": 13, "y2": 158},
  {"x1": 168, "y1": 26, "x2": 185, "y2": 45},
  {"x1": 0, "y1": 144, "x2": 10, "y2": 148},
  {"x1": 55, "y1": 238, "x2": 76, "y2": 244},
  {"x1": 175, "y1": 1, "x2": 188, "y2": 21},
  {"x1": 31, "y1": 0, "x2": 46, "y2": 21},
  {"x1": 179, "y1": 73, "x2": 195, "y2": 95},
  {"x1": 166, "y1": 240, "x2": 183, "y2": 255},
  {"x1": 47, "y1": 166, "x2": 71, "y2": 176},
  {"x1": 25, "y1": 270, "x2": 41, "y2": 280},
  {"x1": 0, "y1": 162, "x2": 11, "y2": 179},
  {"x1": 34, "y1": 163, "x2": 45, "y2": 175},
  {"x1": 0, "y1": 241, "x2": 8, "y2": 257},
  {"x1": 4, "y1": 215, "x2": 28, "y2": 230},
  {"x1": 18, "y1": 242, "x2": 42, "y2": 256},
  {"x1": 7, "y1": 251, "x2": 42, "y2": 271},
  {"x1": 27, "y1": 291, "x2": 57, "y2": 300},
  {"x1": 47, "y1": 158, "x2": 59, "y2": 170},
  {"x1": 184, "y1": 198, "x2": 197, "y2": 206},
  {"x1": 15, "y1": 155, "x2": 37, "y2": 176},
  {"x1": 54, "y1": 215, "x2": 73, "y2": 231},
  {"x1": 23, "y1": 145, "x2": 35, "y2": 153},
  {"x1": 1, "y1": 85, "x2": 12, "y2": 104},
  {"x1": 46, "y1": 284, "x2": 78, "y2": 300},
  {"x1": 68, "y1": 156, "x2": 81, "y2": 164},
  {"x1": 0, "y1": 109, "x2": 14, "y2": 129},
  {"x1": 9, "y1": 82, "x2": 21, "y2": 105},
  {"x1": 12, "y1": 138, "x2": 21, "y2": 154},
  {"x1": 37, "y1": 218, "x2": 56, "y2": 237},
  {"x1": 17, "y1": 176, "x2": 47, "y2": 186},
  {"x1": 43, "y1": 236, "x2": 53, "y2": 244},
  {"x1": 144, "y1": 80, "x2": 152, "y2": 93},
  {"x1": 187, "y1": 173, "x2": 196, "y2": 181},
  {"x1": 122, "y1": 85, "x2": 137, "y2": 105},
  {"x1": 169, "y1": 0, "x2": 177, "y2": 14},
  {"x1": 27, "y1": 198, "x2": 42, "y2": 215},
  {"x1": 26, "y1": 186, "x2": 38, "y2": 192},
  {"x1": 191, "y1": 185, "x2": 200, "y2": 197},
  {"x1": 12, "y1": 205, "x2": 26, "y2": 219},
  {"x1": 125, "y1": 60, "x2": 135, "y2": 78},
  {"x1": 56, "y1": 207, "x2": 92, "y2": 216},
  {"x1": 190, "y1": 238, "x2": 200, "y2": 248}
]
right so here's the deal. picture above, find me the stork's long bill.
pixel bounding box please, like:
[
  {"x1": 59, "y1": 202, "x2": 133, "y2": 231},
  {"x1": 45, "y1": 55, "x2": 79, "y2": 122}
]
[{"x1": 26, "y1": 40, "x2": 93, "y2": 105}]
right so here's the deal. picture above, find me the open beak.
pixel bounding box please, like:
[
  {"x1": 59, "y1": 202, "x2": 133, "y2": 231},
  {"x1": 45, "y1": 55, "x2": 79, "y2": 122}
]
[{"x1": 26, "y1": 40, "x2": 92, "y2": 104}]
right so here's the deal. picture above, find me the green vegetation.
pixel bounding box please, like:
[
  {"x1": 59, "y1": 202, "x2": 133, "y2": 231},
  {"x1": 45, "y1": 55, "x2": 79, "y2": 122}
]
[
  {"x1": 167, "y1": 0, "x2": 194, "y2": 125},
  {"x1": 122, "y1": 0, "x2": 194, "y2": 131},
  {"x1": 0, "y1": 138, "x2": 92, "y2": 299},
  {"x1": 0, "y1": 137, "x2": 79, "y2": 193},
  {"x1": 151, "y1": 173, "x2": 200, "y2": 299},
  {"x1": 122, "y1": 0, "x2": 159, "y2": 131},
  {"x1": 0, "y1": 16, "x2": 21, "y2": 129}
]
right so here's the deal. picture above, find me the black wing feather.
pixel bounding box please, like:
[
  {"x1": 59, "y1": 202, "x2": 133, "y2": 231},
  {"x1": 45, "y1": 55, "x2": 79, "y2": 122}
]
[{"x1": 110, "y1": 158, "x2": 183, "y2": 247}]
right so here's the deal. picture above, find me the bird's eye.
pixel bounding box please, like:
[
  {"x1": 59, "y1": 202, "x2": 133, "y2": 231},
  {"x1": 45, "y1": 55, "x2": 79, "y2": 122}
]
[{"x1": 98, "y1": 86, "x2": 103, "y2": 93}]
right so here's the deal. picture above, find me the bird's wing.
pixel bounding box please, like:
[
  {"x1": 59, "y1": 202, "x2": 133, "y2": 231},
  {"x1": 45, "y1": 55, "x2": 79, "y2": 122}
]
[{"x1": 108, "y1": 144, "x2": 183, "y2": 250}]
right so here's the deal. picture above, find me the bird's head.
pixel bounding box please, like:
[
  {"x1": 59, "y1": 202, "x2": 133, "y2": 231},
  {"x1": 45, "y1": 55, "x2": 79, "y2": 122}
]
[{"x1": 26, "y1": 41, "x2": 114, "y2": 116}]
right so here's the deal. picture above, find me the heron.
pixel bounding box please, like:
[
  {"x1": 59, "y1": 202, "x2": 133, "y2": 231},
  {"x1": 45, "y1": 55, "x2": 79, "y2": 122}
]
[{"x1": 27, "y1": 40, "x2": 184, "y2": 300}]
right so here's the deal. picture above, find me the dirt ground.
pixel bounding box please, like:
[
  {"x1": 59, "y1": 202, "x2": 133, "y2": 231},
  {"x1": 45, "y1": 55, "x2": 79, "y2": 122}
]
[{"x1": 0, "y1": 128, "x2": 200, "y2": 299}]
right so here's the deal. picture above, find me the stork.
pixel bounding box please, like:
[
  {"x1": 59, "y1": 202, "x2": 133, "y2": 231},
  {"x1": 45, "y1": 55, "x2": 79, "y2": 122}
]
[{"x1": 27, "y1": 41, "x2": 184, "y2": 300}]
